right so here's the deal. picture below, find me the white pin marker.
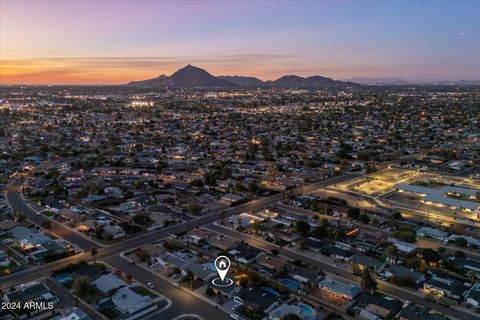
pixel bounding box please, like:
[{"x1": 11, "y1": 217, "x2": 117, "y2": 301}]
[{"x1": 214, "y1": 256, "x2": 231, "y2": 282}]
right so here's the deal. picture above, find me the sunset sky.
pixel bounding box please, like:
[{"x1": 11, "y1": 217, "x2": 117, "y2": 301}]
[{"x1": 1, "y1": 0, "x2": 479, "y2": 85}]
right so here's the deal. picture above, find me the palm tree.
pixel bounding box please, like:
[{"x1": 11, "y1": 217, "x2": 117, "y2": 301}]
[
  {"x1": 91, "y1": 247, "x2": 98, "y2": 264},
  {"x1": 218, "y1": 210, "x2": 226, "y2": 224}
]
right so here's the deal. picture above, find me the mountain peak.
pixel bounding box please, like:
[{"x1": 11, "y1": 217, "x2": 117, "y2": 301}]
[{"x1": 127, "y1": 65, "x2": 360, "y2": 89}]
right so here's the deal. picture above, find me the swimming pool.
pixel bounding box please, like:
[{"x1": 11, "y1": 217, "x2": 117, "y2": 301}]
[
  {"x1": 298, "y1": 303, "x2": 315, "y2": 317},
  {"x1": 280, "y1": 278, "x2": 302, "y2": 290},
  {"x1": 261, "y1": 287, "x2": 281, "y2": 297},
  {"x1": 53, "y1": 272, "x2": 73, "y2": 284}
]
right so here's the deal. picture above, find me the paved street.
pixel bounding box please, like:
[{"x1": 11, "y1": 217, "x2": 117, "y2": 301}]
[{"x1": 6, "y1": 179, "x2": 100, "y2": 250}]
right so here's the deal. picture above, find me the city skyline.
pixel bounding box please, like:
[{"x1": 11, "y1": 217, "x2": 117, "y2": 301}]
[{"x1": 1, "y1": 0, "x2": 479, "y2": 84}]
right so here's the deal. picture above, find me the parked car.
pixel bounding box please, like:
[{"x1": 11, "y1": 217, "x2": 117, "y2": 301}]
[
  {"x1": 172, "y1": 282, "x2": 180, "y2": 288},
  {"x1": 146, "y1": 282, "x2": 155, "y2": 289}
]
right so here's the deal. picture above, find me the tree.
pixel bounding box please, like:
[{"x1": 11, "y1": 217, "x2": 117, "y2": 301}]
[
  {"x1": 393, "y1": 229, "x2": 416, "y2": 243},
  {"x1": 392, "y1": 211, "x2": 402, "y2": 220},
  {"x1": 422, "y1": 248, "x2": 440, "y2": 264},
  {"x1": 319, "y1": 218, "x2": 329, "y2": 228},
  {"x1": 218, "y1": 210, "x2": 226, "y2": 223},
  {"x1": 454, "y1": 250, "x2": 466, "y2": 257},
  {"x1": 251, "y1": 220, "x2": 263, "y2": 234},
  {"x1": 347, "y1": 207, "x2": 360, "y2": 220},
  {"x1": 187, "y1": 203, "x2": 202, "y2": 215},
  {"x1": 281, "y1": 314, "x2": 301, "y2": 320},
  {"x1": 313, "y1": 226, "x2": 327, "y2": 238},
  {"x1": 360, "y1": 269, "x2": 377, "y2": 293},
  {"x1": 205, "y1": 287, "x2": 215, "y2": 296},
  {"x1": 41, "y1": 221, "x2": 53, "y2": 234},
  {"x1": 359, "y1": 214, "x2": 370, "y2": 224},
  {"x1": 386, "y1": 245, "x2": 399, "y2": 262},
  {"x1": 247, "y1": 181, "x2": 259, "y2": 194},
  {"x1": 295, "y1": 220, "x2": 311, "y2": 236},
  {"x1": 73, "y1": 277, "x2": 96, "y2": 299},
  {"x1": 90, "y1": 248, "x2": 98, "y2": 264},
  {"x1": 136, "y1": 249, "x2": 151, "y2": 263},
  {"x1": 132, "y1": 214, "x2": 151, "y2": 225},
  {"x1": 271, "y1": 249, "x2": 279, "y2": 256},
  {"x1": 455, "y1": 237, "x2": 468, "y2": 247},
  {"x1": 352, "y1": 264, "x2": 362, "y2": 275}
]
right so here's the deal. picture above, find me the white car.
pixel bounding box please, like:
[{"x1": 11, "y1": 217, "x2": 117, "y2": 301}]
[
  {"x1": 172, "y1": 282, "x2": 180, "y2": 288},
  {"x1": 146, "y1": 282, "x2": 155, "y2": 289},
  {"x1": 230, "y1": 314, "x2": 240, "y2": 320}
]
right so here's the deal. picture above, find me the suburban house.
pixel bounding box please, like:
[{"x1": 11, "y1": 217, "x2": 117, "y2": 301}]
[
  {"x1": 256, "y1": 253, "x2": 290, "y2": 276},
  {"x1": 234, "y1": 287, "x2": 280, "y2": 313},
  {"x1": 423, "y1": 275, "x2": 469, "y2": 303},
  {"x1": 228, "y1": 243, "x2": 263, "y2": 265},
  {"x1": 350, "y1": 292, "x2": 403, "y2": 320},
  {"x1": 94, "y1": 274, "x2": 128, "y2": 295},
  {"x1": 318, "y1": 278, "x2": 362, "y2": 301},
  {"x1": 60, "y1": 306, "x2": 91, "y2": 320},
  {"x1": 351, "y1": 255, "x2": 385, "y2": 274},
  {"x1": 382, "y1": 265, "x2": 425, "y2": 285},
  {"x1": 2, "y1": 282, "x2": 59, "y2": 319},
  {"x1": 466, "y1": 283, "x2": 480, "y2": 309},
  {"x1": 111, "y1": 287, "x2": 157, "y2": 318}
]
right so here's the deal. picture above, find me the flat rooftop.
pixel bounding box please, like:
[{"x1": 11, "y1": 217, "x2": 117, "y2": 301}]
[{"x1": 397, "y1": 184, "x2": 480, "y2": 212}]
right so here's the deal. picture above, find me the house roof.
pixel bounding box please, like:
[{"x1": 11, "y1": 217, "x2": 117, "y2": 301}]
[
  {"x1": 61, "y1": 306, "x2": 91, "y2": 320},
  {"x1": 327, "y1": 246, "x2": 355, "y2": 258},
  {"x1": 318, "y1": 278, "x2": 361, "y2": 299},
  {"x1": 397, "y1": 184, "x2": 480, "y2": 211},
  {"x1": 256, "y1": 253, "x2": 289, "y2": 271},
  {"x1": 385, "y1": 265, "x2": 424, "y2": 282},
  {"x1": 352, "y1": 255, "x2": 385, "y2": 270},
  {"x1": 450, "y1": 257, "x2": 480, "y2": 272},
  {"x1": 10, "y1": 226, "x2": 52, "y2": 245},
  {"x1": 4, "y1": 283, "x2": 53, "y2": 303},
  {"x1": 356, "y1": 292, "x2": 403, "y2": 315},
  {"x1": 111, "y1": 287, "x2": 152, "y2": 312},
  {"x1": 416, "y1": 227, "x2": 448, "y2": 239},
  {"x1": 425, "y1": 275, "x2": 468, "y2": 297},
  {"x1": 229, "y1": 243, "x2": 262, "y2": 261},
  {"x1": 94, "y1": 274, "x2": 128, "y2": 294},
  {"x1": 236, "y1": 287, "x2": 278, "y2": 309},
  {"x1": 467, "y1": 283, "x2": 480, "y2": 303},
  {"x1": 287, "y1": 265, "x2": 325, "y2": 283},
  {"x1": 183, "y1": 263, "x2": 215, "y2": 282}
]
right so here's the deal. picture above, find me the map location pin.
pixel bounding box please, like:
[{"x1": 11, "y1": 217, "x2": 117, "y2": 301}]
[{"x1": 214, "y1": 256, "x2": 231, "y2": 282}]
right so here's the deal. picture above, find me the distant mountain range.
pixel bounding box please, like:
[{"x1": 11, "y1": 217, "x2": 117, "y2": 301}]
[
  {"x1": 127, "y1": 65, "x2": 361, "y2": 89},
  {"x1": 346, "y1": 77, "x2": 480, "y2": 86},
  {"x1": 346, "y1": 77, "x2": 409, "y2": 86}
]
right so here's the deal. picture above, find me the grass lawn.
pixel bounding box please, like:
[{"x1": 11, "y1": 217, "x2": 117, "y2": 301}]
[{"x1": 135, "y1": 287, "x2": 153, "y2": 296}]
